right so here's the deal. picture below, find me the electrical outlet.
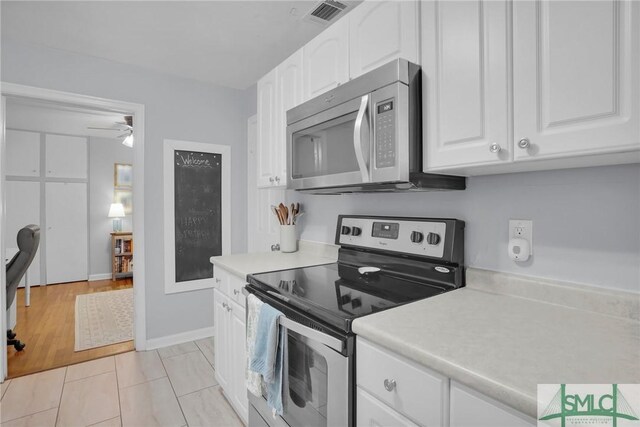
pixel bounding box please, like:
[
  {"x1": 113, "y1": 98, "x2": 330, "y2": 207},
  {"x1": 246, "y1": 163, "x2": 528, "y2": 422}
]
[{"x1": 509, "y1": 219, "x2": 533, "y2": 253}]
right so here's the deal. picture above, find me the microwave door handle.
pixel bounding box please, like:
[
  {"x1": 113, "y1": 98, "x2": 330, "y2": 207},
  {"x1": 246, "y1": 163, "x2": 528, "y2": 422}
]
[{"x1": 354, "y1": 94, "x2": 370, "y2": 182}]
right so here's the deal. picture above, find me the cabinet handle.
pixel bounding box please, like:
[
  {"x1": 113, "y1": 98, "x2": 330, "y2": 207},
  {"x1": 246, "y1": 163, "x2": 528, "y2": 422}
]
[
  {"x1": 269, "y1": 176, "x2": 274, "y2": 183},
  {"x1": 383, "y1": 379, "x2": 396, "y2": 392},
  {"x1": 233, "y1": 289, "x2": 240, "y2": 295},
  {"x1": 271, "y1": 244, "x2": 280, "y2": 252},
  {"x1": 489, "y1": 143, "x2": 501, "y2": 153},
  {"x1": 518, "y1": 138, "x2": 531, "y2": 149},
  {"x1": 226, "y1": 305, "x2": 232, "y2": 312},
  {"x1": 215, "y1": 278, "x2": 221, "y2": 283},
  {"x1": 274, "y1": 176, "x2": 280, "y2": 183},
  {"x1": 222, "y1": 302, "x2": 227, "y2": 309}
]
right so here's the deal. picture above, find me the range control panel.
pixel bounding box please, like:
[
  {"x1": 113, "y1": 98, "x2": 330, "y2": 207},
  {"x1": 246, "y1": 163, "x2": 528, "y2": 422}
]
[{"x1": 337, "y1": 216, "x2": 448, "y2": 259}]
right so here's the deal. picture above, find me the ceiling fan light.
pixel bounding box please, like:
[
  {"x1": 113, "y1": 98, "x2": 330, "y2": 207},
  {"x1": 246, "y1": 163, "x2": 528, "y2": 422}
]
[{"x1": 122, "y1": 134, "x2": 134, "y2": 147}]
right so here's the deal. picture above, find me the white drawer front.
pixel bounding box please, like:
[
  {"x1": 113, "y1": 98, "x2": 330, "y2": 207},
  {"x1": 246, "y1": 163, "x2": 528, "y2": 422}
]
[
  {"x1": 357, "y1": 387, "x2": 420, "y2": 427},
  {"x1": 228, "y1": 275, "x2": 246, "y2": 306},
  {"x1": 357, "y1": 338, "x2": 448, "y2": 426},
  {"x1": 213, "y1": 266, "x2": 229, "y2": 295},
  {"x1": 450, "y1": 381, "x2": 535, "y2": 427}
]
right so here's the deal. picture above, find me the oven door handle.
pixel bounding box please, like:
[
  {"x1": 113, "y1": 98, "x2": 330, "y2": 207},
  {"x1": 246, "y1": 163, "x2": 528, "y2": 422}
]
[
  {"x1": 353, "y1": 94, "x2": 370, "y2": 183},
  {"x1": 279, "y1": 316, "x2": 343, "y2": 353}
]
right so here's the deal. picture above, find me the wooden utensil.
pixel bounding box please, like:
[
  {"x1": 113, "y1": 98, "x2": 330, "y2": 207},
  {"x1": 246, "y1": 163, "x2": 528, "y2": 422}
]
[
  {"x1": 271, "y1": 205, "x2": 283, "y2": 225},
  {"x1": 278, "y1": 203, "x2": 288, "y2": 225}
]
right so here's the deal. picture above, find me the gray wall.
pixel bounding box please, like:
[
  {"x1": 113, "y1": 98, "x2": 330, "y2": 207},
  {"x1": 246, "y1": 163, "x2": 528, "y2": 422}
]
[
  {"x1": 89, "y1": 137, "x2": 133, "y2": 277},
  {"x1": 289, "y1": 165, "x2": 640, "y2": 293},
  {"x1": 2, "y1": 38, "x2": 251, "y2": 339}
]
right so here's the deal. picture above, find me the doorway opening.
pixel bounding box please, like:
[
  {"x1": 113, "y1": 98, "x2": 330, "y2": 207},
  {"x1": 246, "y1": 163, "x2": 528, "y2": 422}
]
[{"x1": 1, "y1": 85, "x2": 146, "y2": 380}]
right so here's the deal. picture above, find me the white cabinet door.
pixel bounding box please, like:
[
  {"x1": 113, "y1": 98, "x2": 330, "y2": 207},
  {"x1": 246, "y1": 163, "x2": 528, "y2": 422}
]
[
  {"x1": 422, "y1": 0, "x2": 511, "y2": 170},
  {"x1": 303, "y1": 18, "x2": 350, "y2": 100},
  {"x1": 213, "y1": 289, "x2": 230, "y2": 390},
  {"x1": 248, "y1": 115, "x2": 283, "y2": 252},
  {"x1": 230, "y1": 300, "x2": 248, "y2": 424},
  {"x1": 45, "y1": 182, "x2": 88, "y2": 284},
  {"x1": 5, "y1": 181, "x2": 41, "y2": 286},
  {"x1": 275, "y1": 48, "x2": 304, "y2": 187},
  {"x1": 357, "y1": 387, "x2": 420, "y2": 427},
  {"x1": 257, "y1": 68, "x2": 278, "y2": 188},
  {"x1": 450, "y1": 381, "x2": 535, "y2": 427},
  {"x1": 349, "y1": 0, "x2": 420, "y2": 78},
  {"x1": 5, "y1": 130, "x2": 40, "y2": 177},
  {"x1": 45, "y1": 134, "x2": 88, "y2": 179},
  {"x1": 513, "y1": 0, "x2": 640, "y2": 161}
]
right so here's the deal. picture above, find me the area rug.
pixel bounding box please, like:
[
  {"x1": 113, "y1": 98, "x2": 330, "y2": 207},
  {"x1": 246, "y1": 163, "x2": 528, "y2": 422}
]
[{"x1": 75, "y1": 288, "x2": 133, "y2": 351}]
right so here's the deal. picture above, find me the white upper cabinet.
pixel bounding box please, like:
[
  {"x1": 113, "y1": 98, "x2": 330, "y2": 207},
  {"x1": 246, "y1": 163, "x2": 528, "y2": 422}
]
[
  {"x1": 303, "y1": 18, "x2": 350, "y2": 100},
  {"x1": 513, "y1": 0, "x2": 640, "y2": 161},
  {"x1": 275, "y1": 49, "x2": 304, "y2": 187},
  {"x1": 45, "y1": 134, "x2": 87, "y2": 179},
  {"x1": 422, "y1": 0, "x2": 511, "y2": 170},
  {"x1": 349, "y1": 0, "x2": 420, "y2": 78},
  {"x1": 6, "y1": 129, "x2": 41, "y2": 177},
  {"x1": 256, "y1": 49, "x2": 303, "y2": 189},
  {"x1": 256, "y1": 68, "x2": 278, "y2": 188}
]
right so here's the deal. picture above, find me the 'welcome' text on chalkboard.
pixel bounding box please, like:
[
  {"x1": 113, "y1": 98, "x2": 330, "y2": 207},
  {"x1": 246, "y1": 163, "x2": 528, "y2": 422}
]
[{"x1": 174, "y1": 150, "x2": 222, "y2": 283}]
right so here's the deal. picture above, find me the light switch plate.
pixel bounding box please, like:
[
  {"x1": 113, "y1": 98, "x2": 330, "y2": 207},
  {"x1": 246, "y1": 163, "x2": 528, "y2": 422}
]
[{"x1": 509, "y1": 219, "x2": 533, "y2": 255}]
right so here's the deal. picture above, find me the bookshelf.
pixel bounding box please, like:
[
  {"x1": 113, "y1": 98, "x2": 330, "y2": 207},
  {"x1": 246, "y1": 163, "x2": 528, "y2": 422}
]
[{"x1": 111, "y1": 232, "x2": 133, "y2": 280}]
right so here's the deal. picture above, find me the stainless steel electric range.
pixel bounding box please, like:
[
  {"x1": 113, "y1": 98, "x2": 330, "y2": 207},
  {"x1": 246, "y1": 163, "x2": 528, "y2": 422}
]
[{"x1": 245, "y1": 215, "x2": 465, "y2": 427}]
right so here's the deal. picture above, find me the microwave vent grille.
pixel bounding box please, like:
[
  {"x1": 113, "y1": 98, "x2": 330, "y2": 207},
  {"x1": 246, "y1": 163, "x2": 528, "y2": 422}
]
[{"x1": 304, "y1": 1, "x2": 347, "y2": 24}]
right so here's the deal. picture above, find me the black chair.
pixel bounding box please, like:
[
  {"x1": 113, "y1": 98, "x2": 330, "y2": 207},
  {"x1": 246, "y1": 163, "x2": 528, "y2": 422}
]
[{"x1": 6, "y1": 225, "x2": 40, "y2": 351}]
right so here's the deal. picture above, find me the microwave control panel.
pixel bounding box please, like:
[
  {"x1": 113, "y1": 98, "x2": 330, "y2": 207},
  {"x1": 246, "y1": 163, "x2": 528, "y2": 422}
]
[{"x1": 375, "y1": 99, "x2": 396, "y2": 168}]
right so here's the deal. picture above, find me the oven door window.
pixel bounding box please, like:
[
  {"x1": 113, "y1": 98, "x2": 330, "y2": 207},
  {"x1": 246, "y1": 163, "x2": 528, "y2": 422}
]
[
  {"x1": 260, "y1": 330, "x2": 329, "y2": 427},
  {"x1": 285, "y1": 331, "x2": 329, "y2": 427}
]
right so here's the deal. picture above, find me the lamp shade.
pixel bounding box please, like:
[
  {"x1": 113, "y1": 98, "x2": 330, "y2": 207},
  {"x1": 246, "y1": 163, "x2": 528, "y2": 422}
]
[
  {"x1": 122, "y1": 134, "x2": 133, "y2": 147},
  {"x1": 108, "y1": 203, "x2": 125, "y2": 218}
]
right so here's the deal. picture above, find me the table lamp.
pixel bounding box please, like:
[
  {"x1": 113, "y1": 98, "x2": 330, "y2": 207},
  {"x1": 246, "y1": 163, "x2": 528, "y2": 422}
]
[{"x1": 108, "y1": 203, "x2": 125, "y2": 232}]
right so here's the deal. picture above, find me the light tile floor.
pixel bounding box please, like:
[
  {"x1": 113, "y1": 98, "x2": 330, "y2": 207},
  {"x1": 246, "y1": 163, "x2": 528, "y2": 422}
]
[{"x1": 0, "y1": 338, "x2": 244, "y2": 427}]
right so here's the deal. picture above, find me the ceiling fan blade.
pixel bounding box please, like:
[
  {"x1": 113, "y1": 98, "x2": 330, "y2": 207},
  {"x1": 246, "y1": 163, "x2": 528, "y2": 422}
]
[
  {"x1": 87, "y1": 126, "x2": 122, "y2": 130},
  {"x1": 116, "y1": 132, "x2": 129, "y2": 139}
]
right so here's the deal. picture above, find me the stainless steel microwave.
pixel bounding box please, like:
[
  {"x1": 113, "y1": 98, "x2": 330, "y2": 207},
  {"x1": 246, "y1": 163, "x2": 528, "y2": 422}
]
[{"x1": 286, "y1": 59, "x2": 465, "y2": 194}]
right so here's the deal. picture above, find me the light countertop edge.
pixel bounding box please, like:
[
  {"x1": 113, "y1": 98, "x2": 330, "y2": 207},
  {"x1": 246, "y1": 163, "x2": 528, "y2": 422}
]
[{"x1": 209, "y1": 241, "x2": 338, "y2": 279}]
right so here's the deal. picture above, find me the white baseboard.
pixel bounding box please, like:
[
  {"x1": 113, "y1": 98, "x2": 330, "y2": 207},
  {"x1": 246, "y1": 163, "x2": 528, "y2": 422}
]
[
  {"x1": 89, "y1": 273, "x2": 112, "y2": 281},
  {"x1": 145, "y1": 326, "x2": 215, "y2": 350}
]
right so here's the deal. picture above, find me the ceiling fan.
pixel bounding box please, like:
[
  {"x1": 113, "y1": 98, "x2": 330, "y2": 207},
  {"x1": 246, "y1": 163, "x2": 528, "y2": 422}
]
[{"x1": 87, "y1": 115, "x2": 134, "y2": 147}]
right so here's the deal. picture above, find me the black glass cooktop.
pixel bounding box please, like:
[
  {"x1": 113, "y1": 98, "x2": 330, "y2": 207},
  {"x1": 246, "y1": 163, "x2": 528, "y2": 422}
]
[{"x1": 247, "y1": 261, "x2": 454, "y2": 333}]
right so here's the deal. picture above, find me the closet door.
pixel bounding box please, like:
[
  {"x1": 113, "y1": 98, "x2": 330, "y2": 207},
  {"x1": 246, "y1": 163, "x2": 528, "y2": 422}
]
[
  {"x1": 45, "y1": 134, "x2": 88, "y2": 179},
  {"x1": 5, "y1": 181, "x2": 41, "y2": 286},
  {"x1": 5, "y1": 130, "x2": 40, "y2": 177},
  {"x1": 45, "y1": 182, "x2": 88, "y2": 284}
]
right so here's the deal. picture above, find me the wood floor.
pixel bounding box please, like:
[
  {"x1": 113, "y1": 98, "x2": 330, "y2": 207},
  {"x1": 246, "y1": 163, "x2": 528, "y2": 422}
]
[{"x1": 7, "y1": 278, "x2": 134, "y2": 379}]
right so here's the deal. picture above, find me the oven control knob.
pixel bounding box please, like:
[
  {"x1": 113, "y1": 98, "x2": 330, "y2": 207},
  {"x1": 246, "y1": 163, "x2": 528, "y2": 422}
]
[
  {"x1": 351, "y1": 227, "x2": 362, "y2": 237},
  {"x1": 341, "y1": 226, "x2": 352, "y2": 235},
  {"x1": 426, "y1": 232, "x2": 441, "y2": 245},
  {"x1": 410, "y1": 231, "x2": 424, "y2": 244}
]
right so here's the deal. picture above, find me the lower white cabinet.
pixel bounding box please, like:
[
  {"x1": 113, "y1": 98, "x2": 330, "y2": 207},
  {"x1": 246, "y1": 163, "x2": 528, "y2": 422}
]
[
  {"x1": 356, "y1": 337, "x2": 535, "y2": 427},
  {"x1": 213, "y1": 267, "x2": 248, "y2": 424},
  {"x1": 357, "y1": 387, "x2": 419, "y2": 427},
  {"x1": 450, "y1": 381, "x2": 534, "y2": 427}
]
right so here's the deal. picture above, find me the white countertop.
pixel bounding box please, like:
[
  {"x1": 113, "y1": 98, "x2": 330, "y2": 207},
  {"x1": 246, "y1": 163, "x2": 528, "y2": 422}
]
[
  {"x1": 209, "y1": 240, "x2": 338, "y2": 279},
  {"x1": 352, "y1": 270, "x2": 640, "y2": 418}
]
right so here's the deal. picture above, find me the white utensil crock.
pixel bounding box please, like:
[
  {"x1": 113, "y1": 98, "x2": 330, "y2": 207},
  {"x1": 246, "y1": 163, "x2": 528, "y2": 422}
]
[{"x1": 280, "y1": 225, "x2": 297, "y2": 253}]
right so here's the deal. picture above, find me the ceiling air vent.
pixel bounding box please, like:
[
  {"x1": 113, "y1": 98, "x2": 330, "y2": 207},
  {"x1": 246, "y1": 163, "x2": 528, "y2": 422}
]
[{"x1": 304, "y1": 0, "x2": 347, "y2": 25}]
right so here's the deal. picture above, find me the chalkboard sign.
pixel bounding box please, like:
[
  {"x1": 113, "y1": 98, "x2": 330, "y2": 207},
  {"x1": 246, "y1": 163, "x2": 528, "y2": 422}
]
[{"x1": 174, "y1": 150, "x2": 221, "y2": 282}]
